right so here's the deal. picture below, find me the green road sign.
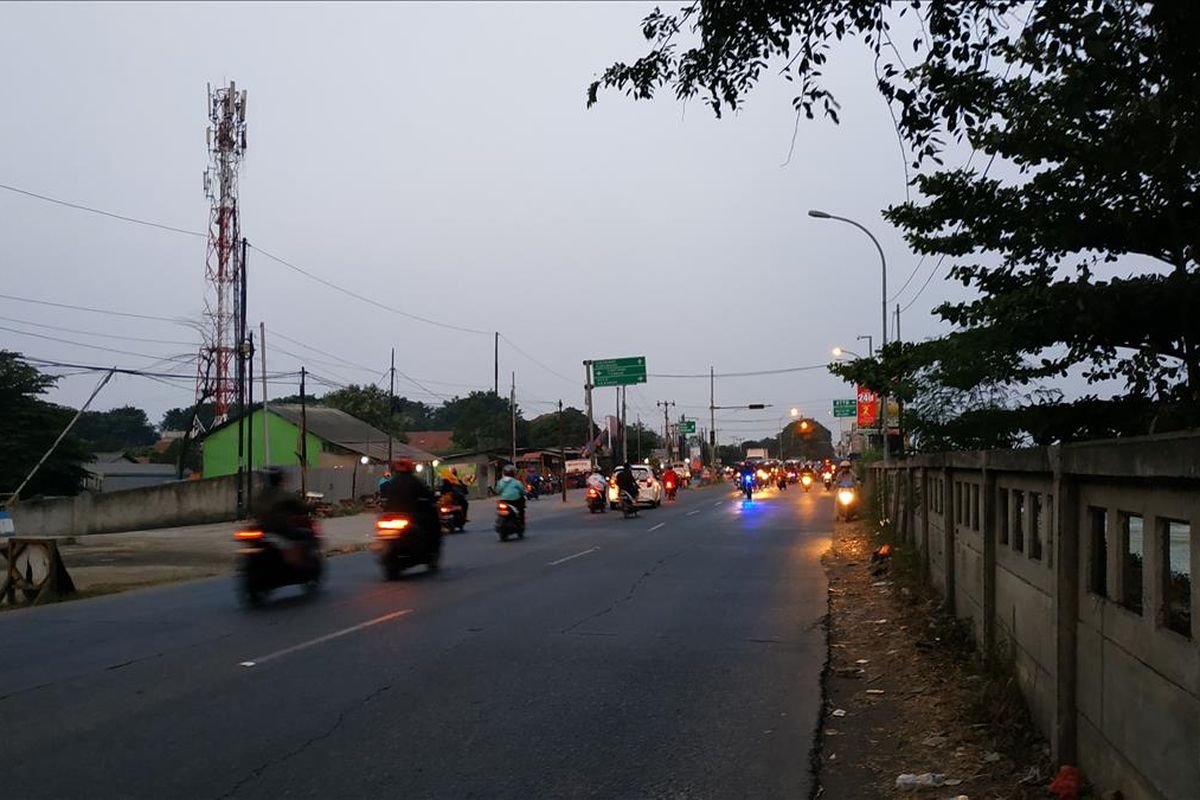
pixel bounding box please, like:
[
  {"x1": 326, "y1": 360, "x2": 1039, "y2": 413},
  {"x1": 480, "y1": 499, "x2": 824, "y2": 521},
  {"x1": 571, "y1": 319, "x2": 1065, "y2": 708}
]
[
  {"x1": 680, "y1": 420, "x2": 696, "y2": 434},
  {"x1": 591, "y1": 356, "x2": 647, "y2": 387},
  {"x1": 833, "y1": 399, "x2": 856, "y2": 418}
]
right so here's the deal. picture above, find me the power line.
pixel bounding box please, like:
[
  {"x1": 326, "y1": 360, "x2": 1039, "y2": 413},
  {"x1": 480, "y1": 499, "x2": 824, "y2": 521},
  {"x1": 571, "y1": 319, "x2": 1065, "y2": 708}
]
[
  {"x1": 248, "y1": 243, "x2": 493, "y2": 336},
  {"x1": 0, "y1": 323, "x2": 191, "y2": 362},
  {"x1": 0, "y1": 314, "x2": 198, "y2": 346},
  {"x1": 652, "y1": 364, "x2": 827, "y2": 379},
  {"x1": 0, "y1": 291, "x2": 198, "y2": 326},
  {"x1": 0, "y1": 181, "x2": 207, "y2": 238},
  {"x1": 498, "y1": 334, "x2": 577, "y2": 386}
]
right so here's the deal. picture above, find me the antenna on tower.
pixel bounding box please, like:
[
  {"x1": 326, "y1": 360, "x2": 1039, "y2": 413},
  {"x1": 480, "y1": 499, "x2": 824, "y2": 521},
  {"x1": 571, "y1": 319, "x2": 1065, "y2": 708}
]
[{"x1": 194, "y1": 80, "x2": 249, "y2": 432}]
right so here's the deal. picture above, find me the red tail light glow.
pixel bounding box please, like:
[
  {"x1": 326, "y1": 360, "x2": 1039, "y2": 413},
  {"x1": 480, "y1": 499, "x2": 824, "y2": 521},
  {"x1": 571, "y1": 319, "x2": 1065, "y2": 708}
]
[
  {"x1": 375, "y1": 516, "x2": 411, "y2": 538},
  {"x1": 235, "y1": 529, "x2": 264, "y2": 541}
]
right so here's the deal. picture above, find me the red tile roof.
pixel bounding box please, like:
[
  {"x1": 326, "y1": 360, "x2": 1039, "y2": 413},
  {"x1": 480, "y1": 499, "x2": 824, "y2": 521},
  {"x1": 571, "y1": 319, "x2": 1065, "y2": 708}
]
[{"x1": 407, "y1": 430, "x2": 456, "y2": 454}]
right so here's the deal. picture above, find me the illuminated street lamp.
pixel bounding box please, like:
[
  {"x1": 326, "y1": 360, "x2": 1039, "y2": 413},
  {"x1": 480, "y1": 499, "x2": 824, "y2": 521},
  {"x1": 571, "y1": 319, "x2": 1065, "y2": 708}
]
[{"x1": 809, "y1": 208, "x2": 889, "y2": 464}]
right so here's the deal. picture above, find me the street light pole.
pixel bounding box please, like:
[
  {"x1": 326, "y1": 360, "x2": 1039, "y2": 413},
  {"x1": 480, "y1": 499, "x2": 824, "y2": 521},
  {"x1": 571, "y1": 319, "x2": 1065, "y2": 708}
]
[{"x1": 808, "y1": 209, "x2": 889, "y2": 464}]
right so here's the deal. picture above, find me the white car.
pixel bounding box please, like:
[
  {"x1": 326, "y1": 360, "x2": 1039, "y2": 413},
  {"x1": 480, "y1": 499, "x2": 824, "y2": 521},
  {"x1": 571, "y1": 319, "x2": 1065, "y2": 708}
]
[{"x1": 608, "y1": 465, "x2": 663, "y2": 508}]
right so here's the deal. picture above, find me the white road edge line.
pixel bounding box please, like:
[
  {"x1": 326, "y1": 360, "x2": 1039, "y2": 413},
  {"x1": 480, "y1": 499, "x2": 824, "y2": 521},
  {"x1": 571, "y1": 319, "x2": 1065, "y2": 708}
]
[
  {"x1": 548, "y1": 547, "x2": 599, "y2": 566},
  {"x1": 648, "y1": 523, "x2": 665, "y2": 532},
  {"x1": 686, "y1": 509, "x2": 701, "y2": 516},
  {"x1": 712, "y1": 500, "x2": 723, "y2": 506},
  {"x1": 239, "y1": 608, "x2": 413, "y2": 668}
]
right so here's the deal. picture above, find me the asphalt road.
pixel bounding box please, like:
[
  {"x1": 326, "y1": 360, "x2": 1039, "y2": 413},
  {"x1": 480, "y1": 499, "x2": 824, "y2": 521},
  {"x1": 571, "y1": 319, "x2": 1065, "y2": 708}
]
[{"x1": 1, "y1": 483, "x2": 832, "y2": 799}]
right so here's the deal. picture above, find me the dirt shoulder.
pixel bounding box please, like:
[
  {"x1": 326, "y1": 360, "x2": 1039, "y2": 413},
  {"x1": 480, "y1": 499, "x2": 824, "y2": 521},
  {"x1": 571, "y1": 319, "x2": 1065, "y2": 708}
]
[{"x1": 815, "y1": 518, "x2": 1053, "y2": 799}]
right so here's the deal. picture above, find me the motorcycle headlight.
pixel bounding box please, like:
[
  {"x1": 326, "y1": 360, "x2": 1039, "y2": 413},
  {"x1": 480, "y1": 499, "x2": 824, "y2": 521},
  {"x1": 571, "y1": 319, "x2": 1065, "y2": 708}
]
[{"x1": 837, "y1": 489, "x2": 855, "y2": 506}]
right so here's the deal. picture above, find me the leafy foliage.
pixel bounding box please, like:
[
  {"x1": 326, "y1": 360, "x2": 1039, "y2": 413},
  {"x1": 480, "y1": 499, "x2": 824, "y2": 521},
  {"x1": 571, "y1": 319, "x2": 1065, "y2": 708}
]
[
  {"x1": 75, "y1": 406, "x2": 158, "y2": 452},
  {"x1": 595, "y1": 1, "x2": 1200, "y2": 448},
  {"x1": 442, "y1": 391, "x2": 528, "y2": 451},
  {"x1": 0, "y1": 352, "x2": 91, "y2": 498},
  {"x1": 527, "y1": 407, "x2": 593, "y2": 450}
]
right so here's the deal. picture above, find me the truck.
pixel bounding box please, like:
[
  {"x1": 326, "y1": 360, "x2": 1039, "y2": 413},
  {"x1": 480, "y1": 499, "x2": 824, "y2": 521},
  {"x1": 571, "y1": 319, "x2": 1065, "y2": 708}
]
[{"x1": 745, "y1": 448, "x2": 769, "y2": 461}]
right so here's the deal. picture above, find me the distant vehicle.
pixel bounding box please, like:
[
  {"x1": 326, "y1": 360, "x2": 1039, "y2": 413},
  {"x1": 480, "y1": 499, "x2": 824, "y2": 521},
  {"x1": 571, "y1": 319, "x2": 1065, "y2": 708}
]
[
  {"x1": 745, "y1": 448, "x2": 769, "y2": 461},
  {"x1": 670, "y1": 461, "x2": 692, "y2": 486},
  {"x1": 608, "y1": 465, "x2": 663, "y2": 509}
]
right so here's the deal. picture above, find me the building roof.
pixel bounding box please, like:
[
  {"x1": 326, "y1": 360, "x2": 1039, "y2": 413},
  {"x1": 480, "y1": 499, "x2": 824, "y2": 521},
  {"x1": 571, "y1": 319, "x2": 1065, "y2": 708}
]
[
  {"x1": 406, "y1": 430, "x2": 456, "y2": 455},
  {"x1": 268, "y1": 405, "x2": 436, "y2": 462},
  {"x1": 86, "y1": 461, "x2": 179, "y2": 478}
]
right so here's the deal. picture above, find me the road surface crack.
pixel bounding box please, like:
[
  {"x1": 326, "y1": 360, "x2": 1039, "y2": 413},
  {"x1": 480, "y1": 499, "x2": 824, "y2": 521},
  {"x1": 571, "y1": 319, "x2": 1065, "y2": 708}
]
[
  {"x1": 214, "y1": 683, "x2": 392, "y2": 799},
  {"x1": 562, "y1": 548, "x2": 684, "y2": 634}
]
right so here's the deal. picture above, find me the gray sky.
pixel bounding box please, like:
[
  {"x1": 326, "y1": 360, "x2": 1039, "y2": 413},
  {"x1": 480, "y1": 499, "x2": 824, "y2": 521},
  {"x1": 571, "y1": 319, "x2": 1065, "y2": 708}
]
[{"x1": 0, "y1": 1, "x2": 965, "y2": 444}]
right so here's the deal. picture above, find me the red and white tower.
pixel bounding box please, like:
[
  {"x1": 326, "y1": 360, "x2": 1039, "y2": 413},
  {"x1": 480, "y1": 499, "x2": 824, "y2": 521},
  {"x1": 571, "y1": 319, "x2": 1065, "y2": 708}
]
[{"x1": 196, "y1": 81, "x2": 247, "y2": 428}]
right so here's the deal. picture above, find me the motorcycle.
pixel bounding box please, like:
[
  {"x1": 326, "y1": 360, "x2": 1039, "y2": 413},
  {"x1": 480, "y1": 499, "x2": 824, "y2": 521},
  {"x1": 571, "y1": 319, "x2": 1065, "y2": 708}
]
[
  {"x1": 777, "y1": 476, "x2": 788, "y2": 491},
  {"x1": 525, "y1": 482, "x2": 540, "y2": 501},
  {"x1": 437, "y1": 492, "x2": 467, "y2": 533},
  {"x1": 619, "y1": 490, "x2": 639, "y2": 518},
  {"x1": 586, "y1": 486, "x2": 606, "y2": 513},
  {"x1": 664, "y1": 477, "x2": 678, "y2": 501},
  {"x1": 821, "y1": 471, "x2": 834, "y2": 491},
  {"x1": 495, "y1": 500, "x2": 526, "y2": 541},
  {"x1": 835, "y1": 485, "x2": 860, "y2": 521},
  {"x1": 235, "y1": 515, "x2": 323, "y2": 605},
  {"x1": 740, "y1": 472, "x2": 754, "y2": 500},
  {"x1": 800, "y1": 473, "x2": 814, "y2": 492},
  {"x1": 373, "y1": 512, "x2": 441, "y2": 579}
]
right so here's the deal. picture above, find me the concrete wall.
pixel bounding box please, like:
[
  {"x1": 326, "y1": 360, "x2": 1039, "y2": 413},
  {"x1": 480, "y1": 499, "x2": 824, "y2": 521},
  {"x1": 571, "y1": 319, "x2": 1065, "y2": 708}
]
[
  {"x1": 876, "y1": 432, "x2": 1200, "y2": 800},
  {"x1": 11, "y1": 474, "x2": 255, "y2": 537}
]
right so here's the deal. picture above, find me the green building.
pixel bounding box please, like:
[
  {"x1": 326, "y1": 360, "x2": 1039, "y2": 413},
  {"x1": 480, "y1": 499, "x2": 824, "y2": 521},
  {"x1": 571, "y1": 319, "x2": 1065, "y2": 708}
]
[{"x1": 202, "y1": 405, "x2": 434, "y2": 478}]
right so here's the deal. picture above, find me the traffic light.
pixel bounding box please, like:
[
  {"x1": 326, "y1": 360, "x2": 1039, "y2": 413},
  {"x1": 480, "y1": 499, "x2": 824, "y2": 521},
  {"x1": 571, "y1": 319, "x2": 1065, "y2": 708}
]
[{"x1": 799, "y1": 419, "x2": 811, "y2": 434}]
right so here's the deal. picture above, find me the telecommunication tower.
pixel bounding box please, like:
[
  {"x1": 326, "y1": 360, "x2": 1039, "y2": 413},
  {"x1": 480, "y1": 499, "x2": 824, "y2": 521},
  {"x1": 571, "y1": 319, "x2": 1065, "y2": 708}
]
[{"x1": 195, "y1": 81, "x2": 248, "y2": 428}]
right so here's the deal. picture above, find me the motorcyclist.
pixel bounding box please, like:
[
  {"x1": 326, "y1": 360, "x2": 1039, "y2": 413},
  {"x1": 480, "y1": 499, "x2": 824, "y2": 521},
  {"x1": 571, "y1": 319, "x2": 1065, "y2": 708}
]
[
  {"x1": 252, "y1": 468, "x2": 313, "y2": 569},
  {"x1": 381, "y1": 458, "x2": 441, "y2": 553},
  {"x1": 662, "y1": 465, "x2": 679, "y2": 497},
  {"x1": 835, "y1": 460, "x2": 857, "y2": 487},
  {"x1": 585, "y1": 468, "x2": 608, "y2": 511},
  {"x1": 438, "y1": 467, "x2": 470, "y2": 522},
  {"x1": 495, "y1": 464, "x2": 527, "y2": 525},
  {"x1": 615, "y1": 461, "x2": 639, "y2": 507}
]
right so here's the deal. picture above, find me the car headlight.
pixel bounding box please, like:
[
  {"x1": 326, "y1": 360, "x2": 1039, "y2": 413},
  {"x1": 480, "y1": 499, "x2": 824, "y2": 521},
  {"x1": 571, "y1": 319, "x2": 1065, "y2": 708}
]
[{"x1": 837, "y1": 489, "x2": 855, "y2": 506}]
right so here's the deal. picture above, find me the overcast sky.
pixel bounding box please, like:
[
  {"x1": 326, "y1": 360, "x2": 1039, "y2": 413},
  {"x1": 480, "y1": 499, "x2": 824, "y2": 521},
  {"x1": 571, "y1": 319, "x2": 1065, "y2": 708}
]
[{"x1": 0, "y1": 1, "x2": 970, "y2": 444}]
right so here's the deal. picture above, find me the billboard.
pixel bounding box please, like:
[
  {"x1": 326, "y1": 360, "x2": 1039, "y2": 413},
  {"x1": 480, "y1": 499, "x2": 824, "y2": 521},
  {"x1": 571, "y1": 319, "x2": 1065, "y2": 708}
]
[{"x1": 856, "y1": 386, "x2": 879, "y2": 429}]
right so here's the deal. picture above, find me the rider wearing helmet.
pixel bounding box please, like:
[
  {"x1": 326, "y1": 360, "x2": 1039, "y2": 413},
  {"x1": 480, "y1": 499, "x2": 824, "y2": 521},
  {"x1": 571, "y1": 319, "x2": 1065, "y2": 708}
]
[
  {"x1": 495, "y1": 464, "x2": 527, "y2": 524},
  {"x1": 382, "y1": 458, "x2": 440, "y2": 550},
  {"x1": 253, "y1": 468, "x2": 309, "y2": 539}
]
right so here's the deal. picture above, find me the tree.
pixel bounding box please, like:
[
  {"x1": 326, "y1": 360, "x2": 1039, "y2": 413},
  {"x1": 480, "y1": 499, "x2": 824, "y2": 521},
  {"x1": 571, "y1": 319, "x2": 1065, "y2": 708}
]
[
  {"x1": 442, "y1": 392, "x2": 527, "y2": 451},
  {"x1": 594, "y1": 1, "x2": 1200, "y2": 446},
  {"x1": 75, "y1": 406, "x2": 158, "y2": 452},
  {"x1": 527, "y1": 407, "x2": 592, "y2": 450},
  {"x1": 321, "y1": 384, "x2": 407, "y2": 440},
  {"x1": 161, "y1": 403, "x2": 215, "y2": 433},
  {"x1": 0, "y1": 352, "x2": 91, "y2": 498}
]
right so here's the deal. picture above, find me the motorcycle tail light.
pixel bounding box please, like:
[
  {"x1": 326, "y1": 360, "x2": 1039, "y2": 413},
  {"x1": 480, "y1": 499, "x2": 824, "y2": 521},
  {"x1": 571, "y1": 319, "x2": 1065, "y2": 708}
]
[
  {"x1": 235, "y1": 529, "x2": 263, "y2": 541},
  {"x1": 497, "y1": 502, "x2": 510, "y2": 515},
  {"x1": 375, "y1": 517, "x2": 411, "y2": 538}
]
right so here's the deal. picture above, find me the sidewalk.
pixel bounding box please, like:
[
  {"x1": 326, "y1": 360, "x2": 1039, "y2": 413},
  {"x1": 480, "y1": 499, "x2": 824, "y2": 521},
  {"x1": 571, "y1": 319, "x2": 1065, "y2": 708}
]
[{"x1": 56, "y1": 488, "x2": 592, "y2": 593}]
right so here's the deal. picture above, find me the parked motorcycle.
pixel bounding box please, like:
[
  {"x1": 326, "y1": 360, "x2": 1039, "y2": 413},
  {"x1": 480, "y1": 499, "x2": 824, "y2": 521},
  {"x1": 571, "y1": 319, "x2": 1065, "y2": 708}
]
[
  {"x1": 373, "y1": 512, "x2": 441, "y2": 579},
  {"x1": 235, "y1": 515, "x2": 323, "y2": 606},
  {"x1": 495, "y1": 500, "x2": 526, "y2": 541},
  {"x1": 586, "y1": 486, "x2": 606, "y2": 513}
]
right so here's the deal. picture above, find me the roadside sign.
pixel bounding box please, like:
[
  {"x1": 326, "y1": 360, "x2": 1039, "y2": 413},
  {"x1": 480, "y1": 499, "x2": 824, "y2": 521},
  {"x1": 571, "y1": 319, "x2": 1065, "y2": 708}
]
[
  {"x1": 832, "y1": 399, "x2": 856, "y2": 418},
  {"x1": 680, "y1": 420, "x2": 696, "y2": 435},
  {"x1": 591, "y1": 356, "x2": 647, "y2": 387},
  {"x1": 856, "y1": 386, "x2": 879, "y2": 429}
]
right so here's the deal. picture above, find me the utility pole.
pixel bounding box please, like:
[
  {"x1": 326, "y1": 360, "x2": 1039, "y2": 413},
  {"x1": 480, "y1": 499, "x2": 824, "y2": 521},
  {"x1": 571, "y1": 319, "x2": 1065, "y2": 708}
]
[
  {"x1": 260, "y1": 321, "x2": 269, "y2": 465},
  {"x1": 621, "y1": 387, "x2": 628, "y2": 463},
  {"x1": 583, "y1": 360, "x2": 596, "y2": 470},
  {"x1": 636, "y1": 414, "x2": 642, "y2": 462},
  {"x1": 558, "y1": 400, "x2": 567, "y2": 502},
  {"x1": 494, "y1": 332, "x2": 499, "y2": 396},
  {"x1": 388, "y1": 347, "x2": 396, "y2": 464},
  {"x1": 510, "y1": 371, "x2": 517, "y2": 463},
  {"x1": 299, "y1": 366, "x2": 308, "y2": 497},
  {"x1": 245, "y1": 331, "x2": 254, "y2": 513},
  {"x1": 709, "y1": 366, "x2": 716, "y2": 467},
  {"x1": 657, "y1": 400, "x2": 675, "y2": 462}
]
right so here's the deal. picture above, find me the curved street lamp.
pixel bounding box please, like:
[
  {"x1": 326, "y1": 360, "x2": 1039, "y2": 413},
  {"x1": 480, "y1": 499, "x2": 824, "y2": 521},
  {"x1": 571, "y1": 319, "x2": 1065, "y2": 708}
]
[{"x1": 809, "y1": 208, "x2": 890, "y2": 464}]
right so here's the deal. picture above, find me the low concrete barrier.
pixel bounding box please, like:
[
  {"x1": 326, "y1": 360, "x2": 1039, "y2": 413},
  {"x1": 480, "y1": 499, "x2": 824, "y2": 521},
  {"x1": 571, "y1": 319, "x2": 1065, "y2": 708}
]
[{"x1": 872, "y1": 431, "x2": 1199, "y2": 800}]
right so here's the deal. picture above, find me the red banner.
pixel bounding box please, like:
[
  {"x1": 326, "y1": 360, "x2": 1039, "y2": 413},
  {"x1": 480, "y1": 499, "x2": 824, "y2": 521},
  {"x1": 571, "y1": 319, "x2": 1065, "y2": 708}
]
[{"x1": 856, "y1": 386, "x2": 879, "y2": 428}]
